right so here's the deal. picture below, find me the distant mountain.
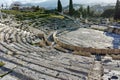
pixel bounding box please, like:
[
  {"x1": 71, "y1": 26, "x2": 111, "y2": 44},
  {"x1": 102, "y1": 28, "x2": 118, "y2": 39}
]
[
  {"x1": 64, "y1": 4, "x2": 83, "y2": 10},
  {"x1": 22, "y1": 3, "x2": 33, "y2": 7},
  {"x1": 90, "y1": 4, "x2": 115, "y2": 14},
  {"x1": 22, "y1": 0, "x2": 68, "y2": 9},
  {"x1": 22, "y1": 3, "x2": 56, "y2": 9},
  {"x1": 21, "y1": 2, "x2": 115, "y2": 11},
  {"x1": 63, "y1": 3, "x2": 115, "y2": 14}
]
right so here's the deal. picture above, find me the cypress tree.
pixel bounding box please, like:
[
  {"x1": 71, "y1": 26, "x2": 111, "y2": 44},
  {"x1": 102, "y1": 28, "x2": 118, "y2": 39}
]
[
  {"x1": 1, "y1": 4, "x2": 3, "y2": 9},
  {"x1": 57, "y1": 0, "x2": 62, "y2": 12},
  {"x1": 114, "y1": 0, "x2": 120, "y2": 20},
  {"x1": 87, "y1": 5, "x2": 90, "y2": 17},
  {"x1": 69, "y1": 0, "x2": 74, "y2": 16}
]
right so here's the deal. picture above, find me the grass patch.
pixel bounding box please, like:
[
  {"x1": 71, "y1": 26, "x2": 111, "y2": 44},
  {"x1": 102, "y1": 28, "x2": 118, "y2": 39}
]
[
  {"x1": 0, "y1": 62, "x2": 5, "y2": 67},
  {"x1": 50, "y1": 15, "x2": 64, "y2": 19},
  {"x1": 2, "y1": 10, "x2": 64, "y2": 20}
]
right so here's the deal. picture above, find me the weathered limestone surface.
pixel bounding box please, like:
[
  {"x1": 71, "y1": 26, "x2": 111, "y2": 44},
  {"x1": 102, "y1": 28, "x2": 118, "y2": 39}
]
[
  {"x1": 0, "y1": 23, "x2": 94, "y2": 80},
  {"x1": 0, "y1": 22, "x2": 120, "y2": 80},
  {"x1": 88, "y1": 61, "x2": 103, "y2": 80},
  {"x1": 59, "y1": 28, "x2": 120, "y2": 49}
]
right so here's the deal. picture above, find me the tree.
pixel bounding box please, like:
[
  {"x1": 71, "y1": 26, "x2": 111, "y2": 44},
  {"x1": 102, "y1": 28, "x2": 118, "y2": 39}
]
[
  {"x1": 82, "y1": 9, "x2": 87, "y2": 18},
  {"x1": 79, "y1": 6, "x2": 83, "y2": 18},
  {"x1": 79, "y1": 6, "x2": 83, "y2": 12},
  {"x1": 114, "y1": 0, "x2": 120, "y2": 20},
  {"x1": 69, "y1": 0, "x2": 74, "y2": 16},
  {"x1": 101, "y1": 9, "x2": 114, "y2": 18},
  {"x1": 10, "y1": 1, "x2": 21, "y2": 10},
  {"x1": 89, "y1": 10, "x2": 94, "y2": 17},
  {"x1": 1, "y1": 4, "x2": 3, "y2": 9},
  {"x1": 57, "y1": 0, "x2": 62, "y2": 12},
  {"x1": 87, "y1": 5, "x2": 90, "y2": 17},
  {"x1": 73, "y1": 10, "x2": 80, "y2": 18},
  {"x1": 35, "y1": 6, "x2": 39, "y2": 12}
]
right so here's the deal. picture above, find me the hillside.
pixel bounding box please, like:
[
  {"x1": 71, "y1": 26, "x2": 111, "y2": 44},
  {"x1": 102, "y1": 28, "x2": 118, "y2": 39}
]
[
  {"x1": 0, "y1": 8, "x2": 120, "y2": 80},
  {"x1": 1, "y1": 10, "x2": 80, "y2": 34}
]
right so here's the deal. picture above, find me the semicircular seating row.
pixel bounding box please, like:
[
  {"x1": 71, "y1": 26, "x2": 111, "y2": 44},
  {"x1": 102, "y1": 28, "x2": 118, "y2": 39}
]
[{"x1": 0, "y1": 24, "x2": 94, "y2": 80}]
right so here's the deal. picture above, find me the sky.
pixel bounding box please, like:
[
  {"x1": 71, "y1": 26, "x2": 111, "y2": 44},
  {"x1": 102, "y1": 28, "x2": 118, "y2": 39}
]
[{"x1": 0, "y1": 0, "x2": 117, "y2": 7}]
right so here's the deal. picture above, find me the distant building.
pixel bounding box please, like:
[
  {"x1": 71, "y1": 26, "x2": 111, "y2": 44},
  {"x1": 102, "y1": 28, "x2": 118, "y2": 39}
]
[
  {"x1": 100, "y1": 18, "x2": 110, "y2": 25},
  {"x1": 10, "y1": 1, "x2": 22, "y2": 10}
]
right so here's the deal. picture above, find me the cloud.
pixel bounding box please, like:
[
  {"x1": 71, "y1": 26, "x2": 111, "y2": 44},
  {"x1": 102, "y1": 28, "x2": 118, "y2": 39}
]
[
  {"x1": 0, "y1": 0, "x2": 116, "y2": 7},
  {"x1": 0, "y1": 0, "x2": 47, "y2": 6},
  {"x1": 14, "y1": 0, "x2": 47, "y2": 3},
  {"x1": 73, "y1": 0, "x2": 116, "y2": 4}
]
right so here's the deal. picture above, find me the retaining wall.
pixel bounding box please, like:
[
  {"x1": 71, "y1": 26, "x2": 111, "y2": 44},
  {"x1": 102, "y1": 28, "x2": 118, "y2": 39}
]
[
  {"x1": 107, "y1": 26, "x2": 120, "y2": 34},
  {"x1": 53, "y1": 31, "x2": 120, "y2": 55}
]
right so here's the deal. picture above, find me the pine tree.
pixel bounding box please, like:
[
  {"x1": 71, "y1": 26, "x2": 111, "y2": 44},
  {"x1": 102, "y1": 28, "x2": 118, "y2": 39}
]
[
  {"x1": 57, "y1": 0, "x2": 62, "y2": 12},
  {"x1": 69, "y1": 0, "x2": 74, "y2": 16},
  {"x1": 114, "y1": 0, "x2": 120, "y2": 20}
]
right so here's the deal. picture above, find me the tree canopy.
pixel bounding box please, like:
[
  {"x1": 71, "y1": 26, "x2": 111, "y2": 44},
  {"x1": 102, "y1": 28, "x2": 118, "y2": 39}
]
[
  {"x1": 57, "y1": 0, "x2": 62, "y2": 12},
  {"x1": 114, "y1": 0, "x2": 120, "y2": 20},
  {"x1": 101, "y1": 9, "x2": 115, "y2": 18},
  {"x1": 69, "y1": 0, "x2": 74, "y2": 16}
]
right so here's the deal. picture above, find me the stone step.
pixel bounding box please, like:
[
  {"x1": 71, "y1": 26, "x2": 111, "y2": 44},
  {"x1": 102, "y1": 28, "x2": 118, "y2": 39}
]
[
  {"x1": 0, "y1": 57, "x2": 16, "y2": 78},
  {"x1": 0, "y1": 52, "x2": 81, "y2": 80}
]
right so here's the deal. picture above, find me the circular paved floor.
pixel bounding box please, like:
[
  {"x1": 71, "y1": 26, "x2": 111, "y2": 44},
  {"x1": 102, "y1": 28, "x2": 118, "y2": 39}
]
[{"x1": 59, "y1": 28, "x2": 120, "y2": 49}]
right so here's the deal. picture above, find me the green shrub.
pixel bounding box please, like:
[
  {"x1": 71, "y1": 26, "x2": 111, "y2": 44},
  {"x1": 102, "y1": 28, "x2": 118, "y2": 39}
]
[
  {"x1": 0, "y1": 62, "x2": 5, "y2": 67},
  {"x1": 2, "y1": 10, "x2": 64, "y2": 20}
]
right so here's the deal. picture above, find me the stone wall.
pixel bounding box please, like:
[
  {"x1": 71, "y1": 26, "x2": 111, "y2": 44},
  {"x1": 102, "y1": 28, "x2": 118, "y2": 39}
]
[
  {"x1": 107, "y1": 27, "x2": 120, "y2": 34},
  {"x1": 53, "y1": 32, "x2": 120, "y2": 55}
]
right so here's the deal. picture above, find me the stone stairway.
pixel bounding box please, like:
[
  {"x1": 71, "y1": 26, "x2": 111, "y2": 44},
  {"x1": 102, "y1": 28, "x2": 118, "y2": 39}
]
[{"x1": 0, "y1": 23, "x2": 94, "y2": 80}]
